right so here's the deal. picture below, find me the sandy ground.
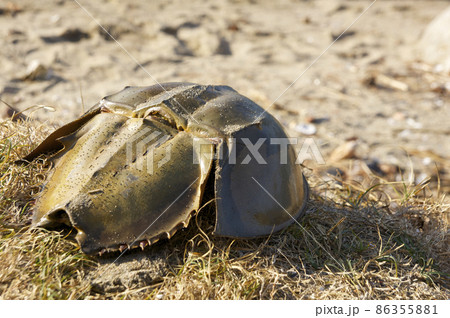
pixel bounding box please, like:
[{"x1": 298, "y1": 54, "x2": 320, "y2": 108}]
[{"x1": 1, "y1": 0, "x2": 449, "y2": 187}]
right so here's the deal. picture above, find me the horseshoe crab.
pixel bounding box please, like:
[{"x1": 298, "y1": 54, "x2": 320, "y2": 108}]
[{"x1": 24, "y1": 83, "x2": 309, "y2": 255}]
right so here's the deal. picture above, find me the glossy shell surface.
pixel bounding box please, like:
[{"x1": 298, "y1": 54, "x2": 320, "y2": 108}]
[{"x1": 25, "y1": 83, "x2": 308, "y2": 254}]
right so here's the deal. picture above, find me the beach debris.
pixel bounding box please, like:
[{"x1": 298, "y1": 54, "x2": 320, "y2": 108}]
[
  {"x1": 365, "y1": 73, "x2": 409, "y2": 91},
  {"x1": 328, "y1": 139, "x2": 358, "y2": 163},
  {"x1": 294, "y1": 123, "x2": 317, "y2": 135},
  {"x1": 21, "y1": 60, "x2": 50, "y2": 81}
]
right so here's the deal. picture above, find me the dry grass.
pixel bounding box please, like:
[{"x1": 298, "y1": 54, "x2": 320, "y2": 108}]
[
  {"x1": 0, "y1": 119, "x2": 95, "y2": 299},
  {"x1": 0, "y1": 117, "x2": 448, "y2": 299}
]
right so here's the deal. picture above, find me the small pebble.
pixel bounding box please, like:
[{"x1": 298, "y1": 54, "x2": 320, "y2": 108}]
[
  {"x1": 391, "y1": 111, "x2": 406, "y2": 121},
  {"x1": 22, "y1": 60, "x2": 49, "y2": 81},
  {"x1": 422, "y1": 157, "x2": 432, "y2": 165},
  {"x1": 415, "y1": 173, "x2": 429, "y2": 184},
  {"x1": 433, "y1": 98, "x2": 444, "y2": 107},
  {"x1": 156, "y1": 293, "x2": 164, "y2": 300},
  {"x1": 434, "y1": 64, "x2": 444, "y2": 73},
  {"x1": 406, "y1": 118, "x2": 422, "y2": 129},
  {"x1": 294, "y1": 123, "x2": 317, "y2": 135},
  {"x1": 50, "y1": 14, "x2": 60, "y2": 24},
  {"x1": 379, "y1": 163, "x2": 399, "y2": 176},
  {"x1": 398, "y1": 129, "x2": 412, "y2": 138}
]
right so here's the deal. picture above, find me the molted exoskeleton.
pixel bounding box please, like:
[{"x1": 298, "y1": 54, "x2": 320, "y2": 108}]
[{"x1": 24, "y1": 83, "x2": 308, "y2": 254}]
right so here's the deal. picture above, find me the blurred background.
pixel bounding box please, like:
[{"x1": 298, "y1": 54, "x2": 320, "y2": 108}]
[{"x1": 1, "y1": 0, "x2": 449, "y2": 194}]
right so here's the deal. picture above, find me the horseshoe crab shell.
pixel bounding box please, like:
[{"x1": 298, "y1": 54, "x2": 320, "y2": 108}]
[{"x1": 24, "y1": 83, "x2": 309, "y2": 254}]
